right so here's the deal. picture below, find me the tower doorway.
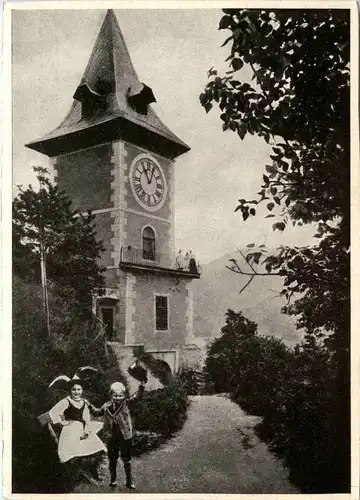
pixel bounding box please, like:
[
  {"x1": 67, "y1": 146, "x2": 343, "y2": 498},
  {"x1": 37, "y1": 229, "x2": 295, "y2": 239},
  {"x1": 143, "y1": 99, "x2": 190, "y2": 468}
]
[{"x1": 99, "y1": 306, "x2": 115, "y2": 340}]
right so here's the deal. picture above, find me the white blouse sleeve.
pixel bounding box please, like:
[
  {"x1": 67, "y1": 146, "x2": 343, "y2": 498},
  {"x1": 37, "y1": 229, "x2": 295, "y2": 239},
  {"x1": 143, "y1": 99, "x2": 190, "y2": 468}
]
[{"x1": 48, "y1": 398, "x2": 69, "y2": 425}]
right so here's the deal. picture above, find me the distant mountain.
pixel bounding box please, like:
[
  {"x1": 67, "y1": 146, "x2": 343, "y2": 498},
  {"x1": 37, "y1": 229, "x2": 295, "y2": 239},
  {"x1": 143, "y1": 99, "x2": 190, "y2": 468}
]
[{"x1": 190, "y1": 251, "x2": 304, "y2": 347}]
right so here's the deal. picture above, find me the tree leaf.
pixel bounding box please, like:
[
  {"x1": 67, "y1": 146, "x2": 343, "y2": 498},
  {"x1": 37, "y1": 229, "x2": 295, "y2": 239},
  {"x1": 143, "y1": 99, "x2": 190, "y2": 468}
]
[
  {"x1": 219, "y1": 15, "x2": 232, "y2": 30},
  {"x1": 221, "y1": 35, "x2": 233, "y2": 47},
  {"x1": 273, "y1": 222, "x2": 286, "y2": 231},
  {"x1": 232, "y1": 58, "x2": 244, "y2": 71},
  {"x1": 266, "y1": 164, "x2": 277, "y2": 174},
  {"x1": 273, "y1": 147, "x2": 283, "y2": 154},
  {"x1": 238, "y1": 126, "x2": 246, "y2": 140},
  {"x1": 204, "y1": 102, "x2": 213, "y2": 113},
  {"x1": 229, "y1": 121, "x2": 237, "y2": 131}
]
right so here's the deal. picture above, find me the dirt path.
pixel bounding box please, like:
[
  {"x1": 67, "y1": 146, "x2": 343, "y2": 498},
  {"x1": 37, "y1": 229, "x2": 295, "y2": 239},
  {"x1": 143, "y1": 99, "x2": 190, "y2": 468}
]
[{"x1": 75, "y1": 395, "x2": 298, "y2": 494}]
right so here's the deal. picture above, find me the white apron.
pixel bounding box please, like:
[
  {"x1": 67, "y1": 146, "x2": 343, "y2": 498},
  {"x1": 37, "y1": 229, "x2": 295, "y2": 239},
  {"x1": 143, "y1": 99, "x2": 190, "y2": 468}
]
[{"x1": 49, "y1": 396, "x2": 106, "y2": 463}]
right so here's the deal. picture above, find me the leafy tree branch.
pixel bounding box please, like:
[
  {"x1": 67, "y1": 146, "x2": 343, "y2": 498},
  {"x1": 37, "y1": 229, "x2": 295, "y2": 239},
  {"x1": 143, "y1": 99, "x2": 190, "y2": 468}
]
[
  {"x1": 199, "y1": 9, "x2": 350, "y2": 348},
  {"x1": 13, "y1": 167, "x2": 105, "y2": 320}
]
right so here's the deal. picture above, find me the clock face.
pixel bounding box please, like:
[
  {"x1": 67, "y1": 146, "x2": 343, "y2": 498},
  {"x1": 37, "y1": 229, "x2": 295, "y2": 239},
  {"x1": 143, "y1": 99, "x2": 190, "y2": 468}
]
[{"x1": 130, "y1": 154, "x2": 167, "y2": 212}]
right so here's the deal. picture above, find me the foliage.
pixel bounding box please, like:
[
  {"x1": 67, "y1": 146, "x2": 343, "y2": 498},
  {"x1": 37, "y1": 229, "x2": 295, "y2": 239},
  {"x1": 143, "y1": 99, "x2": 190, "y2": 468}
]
[
  {"x1": 177, "y1": 368, "x2": 200, "y2": 395},
  {"x1": 131, "y1": 377, "x2": 189, "y2": 438},
  {"x1": 13, "y1": 167, "x2": 105, "y2": 318},
  {"x1": 199, "y1": 8, "x2": 350, "y2": 347},
  {"x1": 205, "y1": 309, "x2": 259, "y2": 392},
  {"x1": 253, "y1": 340, "x2": 347, "y2": 493},
  {"x1": 205, "y1": 310, "x2": 350, "y2": 492},
  {"x1": 132, "y1": 430, "x2": 166, "y2": 457},
  {"x1": 12, "y1": 277, "x2": 118, "y2": 493},
  {"x1": 200, "y1": 11, "x2": 350, "y2": 491}
]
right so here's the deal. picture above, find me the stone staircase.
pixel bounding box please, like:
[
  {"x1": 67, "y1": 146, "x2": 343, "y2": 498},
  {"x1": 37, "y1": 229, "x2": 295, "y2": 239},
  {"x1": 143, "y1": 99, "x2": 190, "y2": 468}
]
[{"x1": 192, "y1": 370, "x2": 208, "y2": 394}]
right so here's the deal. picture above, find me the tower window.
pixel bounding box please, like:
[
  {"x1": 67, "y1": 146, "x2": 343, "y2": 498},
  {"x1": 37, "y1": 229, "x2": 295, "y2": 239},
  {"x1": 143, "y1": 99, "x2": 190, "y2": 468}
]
[
  {"x1": 73, "y1": 83, "x2": 106, "y2": 119},
  {"x1": 143, "y1": 226, "x2": 155, "y2": 261},
  {"x1": 155, "y1": 296, "x2": 168, "y2": 331}
]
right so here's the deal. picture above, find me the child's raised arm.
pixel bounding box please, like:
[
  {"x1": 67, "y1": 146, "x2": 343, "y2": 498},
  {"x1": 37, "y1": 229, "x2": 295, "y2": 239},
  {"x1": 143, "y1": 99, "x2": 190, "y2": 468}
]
[{"x1": 128, "y1": 382, "x2": 146, "y2": 403}]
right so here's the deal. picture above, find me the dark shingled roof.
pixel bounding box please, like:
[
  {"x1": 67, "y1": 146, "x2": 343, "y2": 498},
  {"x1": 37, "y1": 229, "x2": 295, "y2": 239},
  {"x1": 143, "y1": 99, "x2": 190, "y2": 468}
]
[{"x1": 26, "y1": 10, "x2": 190, "y2": 158}]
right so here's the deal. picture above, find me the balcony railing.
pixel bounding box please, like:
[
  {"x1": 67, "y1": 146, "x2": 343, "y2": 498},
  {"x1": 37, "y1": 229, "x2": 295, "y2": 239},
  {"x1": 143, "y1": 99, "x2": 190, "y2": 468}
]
[{"x1": 119, "y1": 246, "x2": 201, "y2": 275}]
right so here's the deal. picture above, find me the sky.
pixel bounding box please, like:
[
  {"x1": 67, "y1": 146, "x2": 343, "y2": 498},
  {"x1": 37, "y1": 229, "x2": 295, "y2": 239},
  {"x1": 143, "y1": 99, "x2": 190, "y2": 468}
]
[{"x1": 12, "y1": 8, "x2": 316, "y2": 264}]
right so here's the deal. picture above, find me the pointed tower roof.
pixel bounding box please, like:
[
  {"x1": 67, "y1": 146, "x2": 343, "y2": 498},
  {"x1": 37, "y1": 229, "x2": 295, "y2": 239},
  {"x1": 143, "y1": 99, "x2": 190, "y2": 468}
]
[{"x1": 26, "y1": 10, "x2": 190, "y2": 158}]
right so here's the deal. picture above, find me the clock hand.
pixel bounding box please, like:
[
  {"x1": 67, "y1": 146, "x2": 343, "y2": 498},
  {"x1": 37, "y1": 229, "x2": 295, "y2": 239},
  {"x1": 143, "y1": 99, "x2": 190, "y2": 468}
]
[
  {"x1": 148, "y1": 166, "x2": 155, "y2": 184},
  {"x1": 143, "y1": 164, "x2": 151, "y2": 184}
]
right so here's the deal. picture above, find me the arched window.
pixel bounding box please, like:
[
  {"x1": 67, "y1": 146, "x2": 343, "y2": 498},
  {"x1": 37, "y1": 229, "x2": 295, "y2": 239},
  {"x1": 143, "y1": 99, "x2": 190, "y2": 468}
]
[{"x1": 143, "y1": 226, "x2": 155, "y2": 261}]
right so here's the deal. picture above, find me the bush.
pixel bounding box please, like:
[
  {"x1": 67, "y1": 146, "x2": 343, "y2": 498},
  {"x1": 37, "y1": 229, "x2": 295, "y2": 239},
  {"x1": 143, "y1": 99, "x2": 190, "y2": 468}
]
[
  {"x1": 205, "y1": 309, "x2": 350, "y2": 493},
  {"x1": 12, "y1": 277, "x2": 71, "y2": 492},
  {"x1": 177, "y1": 368, "x2": 199, "y2": 395},
  {"x1": 12, "y1": 277, "x2": 122, "y2": 493},
  {"x1": 132, "y1": 431, "x2": 166, "y2": 457},
  {"x1": 12, "y1": 277, "x2": 190, "y2": 492},
  {"x1": 253, "y1": 344, "x2": 349, "y2": 493},
  {"x1": 131, "y1": 377, "x2": 189, "y2": 438}
]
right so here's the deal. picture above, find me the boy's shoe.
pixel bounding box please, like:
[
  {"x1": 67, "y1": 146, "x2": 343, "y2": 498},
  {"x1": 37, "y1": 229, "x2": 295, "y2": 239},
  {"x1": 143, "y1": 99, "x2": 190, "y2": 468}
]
[
  {"x1": 109, "y1": 481, "x2": 117, "y2": 488},
  {"x1": 124, "y1": 462, "x2": 135, "y2": 489}
]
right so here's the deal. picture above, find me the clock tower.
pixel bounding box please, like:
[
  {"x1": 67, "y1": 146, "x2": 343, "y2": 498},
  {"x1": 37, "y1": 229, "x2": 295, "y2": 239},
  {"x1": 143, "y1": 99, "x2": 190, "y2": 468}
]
[{"x1": 26, "y1": 10, "x2": 201, "y2": 380}]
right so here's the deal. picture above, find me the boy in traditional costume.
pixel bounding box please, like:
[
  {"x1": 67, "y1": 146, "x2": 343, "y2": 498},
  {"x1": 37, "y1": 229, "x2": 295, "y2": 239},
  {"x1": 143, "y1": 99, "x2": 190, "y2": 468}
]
[{"x1": 90, "y1": 365, "x2": 147, "y2": 489}]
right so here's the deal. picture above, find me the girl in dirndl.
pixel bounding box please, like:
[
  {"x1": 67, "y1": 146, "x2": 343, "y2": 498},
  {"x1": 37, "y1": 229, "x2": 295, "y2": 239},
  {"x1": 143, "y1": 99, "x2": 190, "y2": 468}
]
[{"x1": 48, "y1": 376, "x2": 106, "y2": 464}]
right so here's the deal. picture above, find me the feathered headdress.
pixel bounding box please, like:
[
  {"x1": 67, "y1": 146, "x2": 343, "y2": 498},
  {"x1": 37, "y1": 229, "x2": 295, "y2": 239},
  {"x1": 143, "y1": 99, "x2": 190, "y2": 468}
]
[{"x1": 49, "y1": 366, "x2": 99, "y2": 391}]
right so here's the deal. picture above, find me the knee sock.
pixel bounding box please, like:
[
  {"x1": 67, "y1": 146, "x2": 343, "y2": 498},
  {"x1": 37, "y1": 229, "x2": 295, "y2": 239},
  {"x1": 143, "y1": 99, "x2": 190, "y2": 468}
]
[
  {"x1": 124, "y1": 462, "x2": 134, "y2": 487},
  {"x1": 109, "y1": 459, "x2": 117, "y2": 483}
]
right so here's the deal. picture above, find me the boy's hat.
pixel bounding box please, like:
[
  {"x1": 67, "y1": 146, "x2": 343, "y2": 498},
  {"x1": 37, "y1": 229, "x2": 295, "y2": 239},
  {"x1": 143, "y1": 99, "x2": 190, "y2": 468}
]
[
  {"x1": 128, "y1": 360, "x2": 148, "y2": 383},
  {"x1": 110, "y1": 382, "x2": 126, "y2": 394}
]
